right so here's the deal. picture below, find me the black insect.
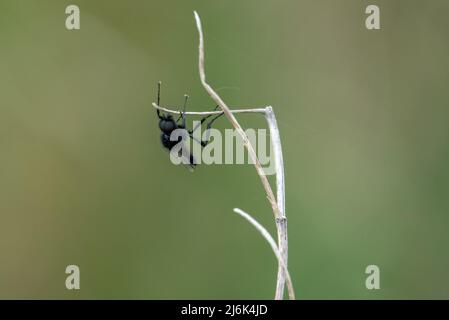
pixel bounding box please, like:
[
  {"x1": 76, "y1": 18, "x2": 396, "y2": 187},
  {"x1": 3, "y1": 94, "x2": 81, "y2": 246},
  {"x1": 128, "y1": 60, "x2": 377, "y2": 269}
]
[{"x1": 155, "y1": 81, "x2": 223, "y2": 170}]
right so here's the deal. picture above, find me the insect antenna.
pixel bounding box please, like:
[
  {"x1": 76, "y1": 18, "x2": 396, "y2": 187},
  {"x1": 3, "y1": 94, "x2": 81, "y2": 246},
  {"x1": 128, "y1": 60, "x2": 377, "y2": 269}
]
[
  {"x1": 177, "y1": 94, "x2": 189, "y2": 127},
  {"x1": 183, "y1": 94, "x2": 189, "y2": 113},
  {"x1": 156, "y1": 81, "x2": 162, "y2": 119}
]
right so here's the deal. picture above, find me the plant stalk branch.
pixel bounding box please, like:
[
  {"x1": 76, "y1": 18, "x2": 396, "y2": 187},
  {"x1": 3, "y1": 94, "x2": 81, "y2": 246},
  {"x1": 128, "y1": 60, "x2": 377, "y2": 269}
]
[{"x1": 233, "y1": 208, "x2": 295, "y2": 300}]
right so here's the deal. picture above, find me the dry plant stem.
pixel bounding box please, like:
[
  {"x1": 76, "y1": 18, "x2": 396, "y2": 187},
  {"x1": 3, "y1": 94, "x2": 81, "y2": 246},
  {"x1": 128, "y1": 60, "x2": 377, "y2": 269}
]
[
  {"x1": 193, "y1": 11, "x2": 292, "y2": 300},
  {"x1": 153, "y1": 100, "x2": 293, "y2": 299},
  {"x1": 265, "y1": 107, "x2": 288, "y2": 299},
  {"x1": 233, "y1": 208, "x2": 295, "y2": 300}
]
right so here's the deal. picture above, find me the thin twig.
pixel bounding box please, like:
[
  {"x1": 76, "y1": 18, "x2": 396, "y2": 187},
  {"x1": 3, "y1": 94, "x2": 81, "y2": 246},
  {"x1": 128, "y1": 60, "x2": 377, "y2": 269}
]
[
  {"x1": 152, "y1": 103, "x2": 267, "y2": 116},
  {"x1": 265, "y1": 106, "x2": 289, "y2": 299},
  {"x1": 233, "y1": 208, "x2": 295, "y2": 300}
]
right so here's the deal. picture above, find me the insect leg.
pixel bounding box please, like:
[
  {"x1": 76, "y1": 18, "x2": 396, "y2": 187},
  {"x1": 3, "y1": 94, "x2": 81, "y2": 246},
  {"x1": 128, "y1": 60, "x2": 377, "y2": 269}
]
[
  {"x1": 201, "y1": 112, "x2": 225, "y2": 147},
  {"x1": 189, "y1": 134, "x2": 205, "y2": 146},
  {"x1": 189, "y1": 105, "x2": 220, "y2": 135}
]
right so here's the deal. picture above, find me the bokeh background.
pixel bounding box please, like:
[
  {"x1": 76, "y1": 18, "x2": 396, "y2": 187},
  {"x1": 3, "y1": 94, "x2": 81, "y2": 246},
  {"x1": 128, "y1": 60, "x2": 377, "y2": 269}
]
[{"x1": 1, "y1": 0, "x2": 449, "y2": 299}]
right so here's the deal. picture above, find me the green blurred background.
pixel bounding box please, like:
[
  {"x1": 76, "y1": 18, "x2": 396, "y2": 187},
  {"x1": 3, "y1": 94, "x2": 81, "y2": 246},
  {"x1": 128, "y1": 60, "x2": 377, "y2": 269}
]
[{"x1": 1, "y1": 0, "x2": 449, "y2": 299}]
